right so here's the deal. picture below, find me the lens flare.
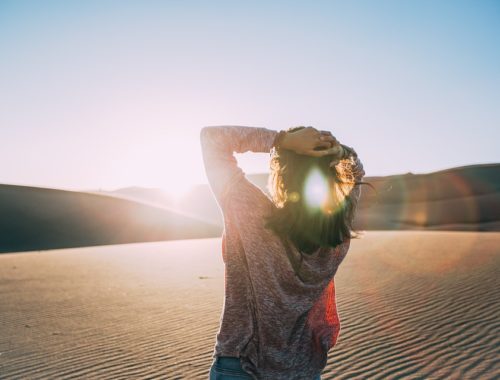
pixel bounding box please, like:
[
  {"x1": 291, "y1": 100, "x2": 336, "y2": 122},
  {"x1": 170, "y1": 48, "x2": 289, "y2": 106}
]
[
  {"x1": 304, "y1": 168, "x2": 329, "y2": 210},
  {"x1": 288, "y1": 191, "x2": 300, "y2": 203},
  {"x1": 392, "y1": 171, "x2": 479, "y2": 228}
]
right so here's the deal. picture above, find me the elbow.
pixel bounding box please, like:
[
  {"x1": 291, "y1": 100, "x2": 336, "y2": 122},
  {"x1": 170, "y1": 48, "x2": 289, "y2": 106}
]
[
  {"x1": 200, "y1": 126, "x2": 218, "y2": 141},
  {"x1": 200, "y1": 126, "x2": 209, "y2": 139},
  {"x1": 200, "y1": 126, "x2": 224, "y2": 152},
  {"x1": 200, "y1": 126, "x2": 212, "y2": 146}
]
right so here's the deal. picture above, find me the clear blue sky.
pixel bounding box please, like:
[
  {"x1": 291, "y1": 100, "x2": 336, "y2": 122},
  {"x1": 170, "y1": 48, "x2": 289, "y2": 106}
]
[{"x1": 1, "y1": 0, "x2": 498, "y2": 193}]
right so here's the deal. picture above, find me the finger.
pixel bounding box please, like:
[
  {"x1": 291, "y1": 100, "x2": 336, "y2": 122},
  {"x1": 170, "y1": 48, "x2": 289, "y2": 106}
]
[
  {"x1": 320, "y1": 135, "x2": 338, "y2": 144},
  {"x1": 318, "y1": 146, "x2": 343, "y2": 156},
  {"x1": 306, "y1": 142, "x2": 340, "y2": 156},
  {"x1": 319, "y1": 130, "x2": 335, "y2": 138},
  {"x1": 320, "y1": 130, "x2": 333, "y2": 136},
  {"x1": 314, "y1": 141, "x2": 333, "y2": 150},
  {"x1": 319, "y1": 132, "x2": 337, "y2": 143},
  {"x1": 303, "y1": 149, "x2": 326, "y2": 157},
  {"x1": 320, "y1": 139, "x2": 339, "y2": 150}
]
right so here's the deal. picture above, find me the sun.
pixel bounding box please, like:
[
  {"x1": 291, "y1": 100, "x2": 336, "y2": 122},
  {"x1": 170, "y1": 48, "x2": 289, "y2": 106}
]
[{"x1": 161, "y1": 179, "x2": 194, "y2": 202}]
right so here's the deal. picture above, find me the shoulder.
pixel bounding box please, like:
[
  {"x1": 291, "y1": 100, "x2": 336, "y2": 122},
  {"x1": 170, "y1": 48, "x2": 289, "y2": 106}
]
[
  {"x1": 227, "y1": 176, "x2": 273, "y2": 212},
  {"x1": 223, "y1": 176, "x2": 276, "y2": 230}
]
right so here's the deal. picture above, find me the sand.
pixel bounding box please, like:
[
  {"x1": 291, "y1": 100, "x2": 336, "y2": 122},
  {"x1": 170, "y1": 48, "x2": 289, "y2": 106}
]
[{"x1": 0, "y1": 231, "x2": 498, "y2": 379}]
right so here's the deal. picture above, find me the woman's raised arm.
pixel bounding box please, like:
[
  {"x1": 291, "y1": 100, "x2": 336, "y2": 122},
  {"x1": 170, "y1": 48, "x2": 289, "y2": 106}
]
[{"x1": 199, "y1": 125, "x2": 279, "y2": 208}]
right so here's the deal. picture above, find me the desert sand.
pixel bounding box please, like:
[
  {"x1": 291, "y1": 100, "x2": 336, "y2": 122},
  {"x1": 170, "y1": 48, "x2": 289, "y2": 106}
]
[{"x1": 0, "y1": 231, "x2": 498, "y2": 379}]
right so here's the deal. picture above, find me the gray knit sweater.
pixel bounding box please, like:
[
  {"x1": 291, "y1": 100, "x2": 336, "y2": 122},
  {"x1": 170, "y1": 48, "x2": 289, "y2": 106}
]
[{"x1": 200, "y1": 126, "x2": 365, "y2": 380}]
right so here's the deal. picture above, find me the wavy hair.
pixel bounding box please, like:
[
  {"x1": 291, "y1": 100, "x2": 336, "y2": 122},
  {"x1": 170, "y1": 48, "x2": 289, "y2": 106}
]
[{"x1": 264, "y1": 126, "x2": 372, "y2": 259}]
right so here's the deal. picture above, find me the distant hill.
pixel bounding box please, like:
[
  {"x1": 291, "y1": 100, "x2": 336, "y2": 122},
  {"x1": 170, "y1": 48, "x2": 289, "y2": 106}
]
[
  {"x1": 1, "y1": 163, "x2": 498, "y2": 254},
  {"x1": 0, "y1": 184, "x2": 220, "y2": 254},
  {"x1": 353, "y1": 163, "x2": 500, "y2": 231},
  {"x1": 106, "y1": 163, "x2": 500, "y2": 232}
]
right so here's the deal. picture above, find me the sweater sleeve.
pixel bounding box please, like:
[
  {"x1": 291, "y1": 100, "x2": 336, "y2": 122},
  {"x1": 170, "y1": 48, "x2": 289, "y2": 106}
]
[{"x1": 200, "y1": 126, "x2": 278, "y2": 209}]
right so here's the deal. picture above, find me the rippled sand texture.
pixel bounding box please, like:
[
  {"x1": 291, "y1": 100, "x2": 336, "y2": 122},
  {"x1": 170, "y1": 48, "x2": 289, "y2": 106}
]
[{"x1": 0, "y1": 231, "x2": 498, "y2": 379}]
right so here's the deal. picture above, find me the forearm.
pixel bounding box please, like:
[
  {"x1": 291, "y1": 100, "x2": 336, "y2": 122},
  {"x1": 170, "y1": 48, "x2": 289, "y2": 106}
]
[{"x1": 201, "y1": 126, "x2": 278, "y2": 154}]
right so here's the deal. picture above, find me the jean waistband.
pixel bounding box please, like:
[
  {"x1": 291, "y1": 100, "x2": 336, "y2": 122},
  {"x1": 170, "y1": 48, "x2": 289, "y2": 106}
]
[{"x1": 215, "y1": 356, "x2": 242, "y2": 370}]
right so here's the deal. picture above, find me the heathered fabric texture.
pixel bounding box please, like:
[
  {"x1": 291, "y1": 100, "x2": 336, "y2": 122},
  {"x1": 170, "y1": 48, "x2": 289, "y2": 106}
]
[{"x1": 200, "y1": 126, "x2": 365, "y2": 380}]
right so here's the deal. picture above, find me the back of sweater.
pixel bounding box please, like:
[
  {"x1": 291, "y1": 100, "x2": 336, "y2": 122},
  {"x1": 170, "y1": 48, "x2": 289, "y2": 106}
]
[{"x1": 200, "y1": 126, "x2": 365, "y2": 380}]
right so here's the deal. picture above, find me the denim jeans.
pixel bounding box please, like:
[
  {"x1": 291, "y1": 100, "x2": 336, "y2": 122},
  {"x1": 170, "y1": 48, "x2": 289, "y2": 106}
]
[{"x1": 209, "y1": 356, "x2": 321, "y2": 380}]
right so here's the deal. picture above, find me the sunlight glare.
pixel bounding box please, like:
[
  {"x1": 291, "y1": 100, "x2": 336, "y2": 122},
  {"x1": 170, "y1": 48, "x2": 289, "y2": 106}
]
[
  {"x1": 304, "y1": 168, "x2": 329, "y2": 210},
  {"x1": 162, "y1": 176, "x2": 194, "y2": 202}
]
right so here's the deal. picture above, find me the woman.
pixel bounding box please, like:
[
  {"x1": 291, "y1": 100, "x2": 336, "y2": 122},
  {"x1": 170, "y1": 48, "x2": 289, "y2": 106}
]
[{"x1": 200, "y1": 125, "x2": 366, "y2": 380}]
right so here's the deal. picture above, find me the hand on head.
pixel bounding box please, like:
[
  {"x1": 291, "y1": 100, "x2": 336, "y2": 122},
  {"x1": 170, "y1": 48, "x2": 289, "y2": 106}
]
[{"x1": 281, "y1": 126, "x2": 344, "y2": 160}]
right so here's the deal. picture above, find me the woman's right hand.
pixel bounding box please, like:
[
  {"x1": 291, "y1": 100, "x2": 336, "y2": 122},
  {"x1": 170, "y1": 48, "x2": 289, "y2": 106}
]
[{"x1": 281, "y1": 126, "x2": 344, "y2": 158}]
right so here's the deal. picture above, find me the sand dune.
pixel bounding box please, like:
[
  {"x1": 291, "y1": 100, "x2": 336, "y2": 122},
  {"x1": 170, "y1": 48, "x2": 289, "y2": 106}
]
[
  {"x1": 356, "y1": 192, "x2": 499, "y2": 231},
  {"x1": 0, "y1": 184, "x2": 220, "y2": 254},
  {"x1": 110, "y1": 163, "x2": 500, "y2": 232},
  {"x1": 1, "y1": 163, "x2": 498, "y2": 254},
  {"x1": 0, "y1": 231, "x2": 498, "y2": 379}
]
